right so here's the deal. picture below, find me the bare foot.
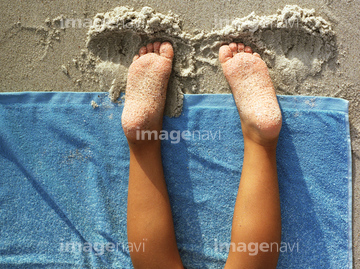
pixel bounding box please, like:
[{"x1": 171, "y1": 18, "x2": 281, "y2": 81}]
[
  {"x1": 121, "y1": 42, "x2": 174, "y2": 144},
  {"x1": 219, "y1": 43, "x2": 282, "y2": 147}
]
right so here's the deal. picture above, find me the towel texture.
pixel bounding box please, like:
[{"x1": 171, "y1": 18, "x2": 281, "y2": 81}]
[{"x1": 0, "y1": 93, "x2": 352, "y2": 268}]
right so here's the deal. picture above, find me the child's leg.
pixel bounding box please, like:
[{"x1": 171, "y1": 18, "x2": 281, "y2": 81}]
[
  {"x1": 122, "y1": 42, "x2": 183, "y2": 269},
  {"x1": 220, "y1": 43, "x2": 282, "y2": 269}
]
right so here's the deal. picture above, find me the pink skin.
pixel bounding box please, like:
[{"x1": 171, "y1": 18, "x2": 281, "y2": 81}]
[
  {"x1": 121, "y1": 41, "x2": 173, "y2": 145},
  {"x1": 219, "y1": 42, "x2": 282, "y2": 147}
]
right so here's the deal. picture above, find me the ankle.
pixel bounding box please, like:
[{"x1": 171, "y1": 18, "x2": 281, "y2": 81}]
[
  {"x1": 240, "y1": 116, "x2": 281, "y2": 148},
  {"x1": 122, "y1": 113, "x2": 163, "y2": 143},
  {"x1": 243, "y1": 134, "x2": 279, "y2": 152},
  {"x1": 128, "y1": 138, "x2": 161, "y2": 153}
]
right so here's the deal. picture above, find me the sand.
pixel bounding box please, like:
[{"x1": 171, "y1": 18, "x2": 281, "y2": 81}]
[
  {"x1": 0, "y1": 0, "x2": 359, "y2": 266},
  {"x1": 84, "y1": 5, "x2": 335, "y2": 117}
]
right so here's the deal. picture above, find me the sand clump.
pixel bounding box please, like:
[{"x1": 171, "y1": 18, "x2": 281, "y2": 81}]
[
  {"x1": 83, "y1": 5, "x2": 336, "y2": 117},
  {"x1": 91, "y1": 100, "x2": 99, "y2": 108}
]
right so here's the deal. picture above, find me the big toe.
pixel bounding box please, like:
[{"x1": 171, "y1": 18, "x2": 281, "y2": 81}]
[
  {"x1": 159, "y1": 42, "x2": 174, "y2": 59},
  {"x1": 219, "y1": 45, "x2": 233, "y2": 64}
]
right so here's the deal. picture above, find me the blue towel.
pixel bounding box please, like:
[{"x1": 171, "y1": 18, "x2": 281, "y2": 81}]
[{"x1": 0, "y1": 92, "x2": 352, "y2": 268}]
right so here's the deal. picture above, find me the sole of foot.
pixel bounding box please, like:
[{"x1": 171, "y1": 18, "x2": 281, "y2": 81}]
[
  {"x1": 121, "y1": 41, "x2": 174, "y2": 145},
  {"x1": 219, "y1": 42, "x2": 282, "y2": 147}
]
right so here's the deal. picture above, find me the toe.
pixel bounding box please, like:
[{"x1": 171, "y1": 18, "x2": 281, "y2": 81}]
[
  {"x1": 244, "y1": 46, "x2": 252, "y2": 53},
  {"x1": 253, "y1": 52, "x2": 261, "y2": 58},
  {"x1": 159, "y1": 42, "x2": 174, "y2": 59},
  {"x1": 147, "y1": 43, "x2": 154, "y2": 53},
  {"x1": 133, "y1": 55, "x2": 140, "y2": 62},
  {"x1": 238, "y1": 43, "x2": 245, "y2": 52},
  {"x1": 219, "y1": 45, "x2": 233, "y2": 63},
  {"x1": 153, "y1": 41, "x2": 161, "y2": 54},
  {"x1": 229, "y1": 42, "x2": 238, "y2": 55},
  {"x1": 139, "y1": 46, "x2": 147, "y2": 56}
]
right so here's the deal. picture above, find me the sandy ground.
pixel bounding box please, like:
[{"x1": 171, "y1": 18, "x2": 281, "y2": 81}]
[{"x1": 0, "y1": 0, "x2": 359, "y2": 266}]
